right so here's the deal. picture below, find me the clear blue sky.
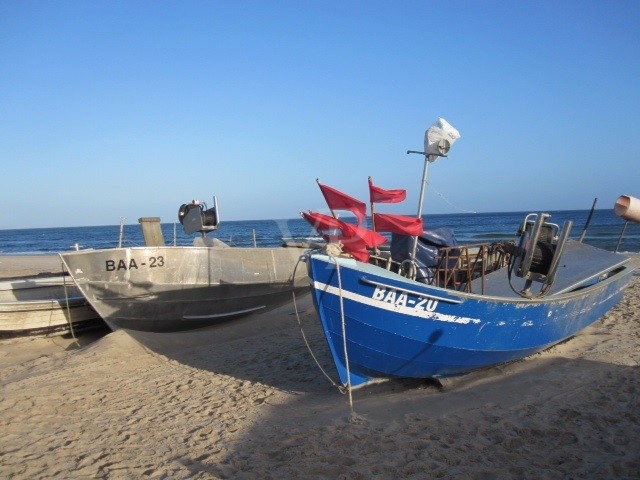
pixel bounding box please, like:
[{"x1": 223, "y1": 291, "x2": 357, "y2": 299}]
[{"x1": 1, "y1": 0, "x2": 639, "y2": 229}]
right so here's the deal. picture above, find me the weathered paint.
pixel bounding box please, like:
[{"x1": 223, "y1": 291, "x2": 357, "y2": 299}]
[{"x1": 307, "y1": 253, "x2": 633, "y2": 387}]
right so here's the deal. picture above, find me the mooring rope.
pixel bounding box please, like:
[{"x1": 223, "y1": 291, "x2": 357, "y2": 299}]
[
  {"x1": 60, "y1": 259, "x2": 80, "y2": 346},
  {"x1": 291, "y1": 254, "x2": 344, "y2": 391},
  {"x1": 333, "y1": 253, "x2": 355, "y2": 413},
  {"x1": 293, "y1": 247, "x2": 368, "y2": 420}
]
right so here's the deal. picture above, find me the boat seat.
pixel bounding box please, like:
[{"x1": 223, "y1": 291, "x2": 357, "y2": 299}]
[{"x1": 138, "y1": 217, "x2": 165, "y2": 247}]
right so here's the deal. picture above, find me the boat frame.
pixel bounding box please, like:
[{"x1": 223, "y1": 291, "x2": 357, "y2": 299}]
[{"x1": 0, "y1": 276, "x2": 102, "y2": 338}]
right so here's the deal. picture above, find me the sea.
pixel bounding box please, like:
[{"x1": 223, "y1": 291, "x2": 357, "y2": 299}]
[{"x1": 0, "y1": 209, "x2": 638, "y2": 255}]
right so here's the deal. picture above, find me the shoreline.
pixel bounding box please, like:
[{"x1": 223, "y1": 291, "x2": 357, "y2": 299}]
[{"x1": 2, "y1": 247, "x2": 639, "y2": 279}]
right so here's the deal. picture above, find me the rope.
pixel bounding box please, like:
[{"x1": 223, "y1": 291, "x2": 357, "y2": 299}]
[
  {"x1": 291, "y1": 254, "x2": 344, "y2": 391},
  {"x1": 334, "y1": 254, "x2": 355, "y2": 413},
  {"x1": 427, "y1": 182, "x2": 477, "y2": 214},
  {"x1": 293, "y1": 246, "x2": 357, "y2": 414},
  {"x1": 60, "y1": 258, "x2": 80, "y2": 346},
  {"x1": 294, "y1": 247, "x2": 370, "y2": 421}
]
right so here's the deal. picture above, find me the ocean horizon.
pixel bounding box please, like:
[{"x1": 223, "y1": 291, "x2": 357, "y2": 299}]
[{"x1": 0, "y1": 209, "x2": 638, "y2": 255}]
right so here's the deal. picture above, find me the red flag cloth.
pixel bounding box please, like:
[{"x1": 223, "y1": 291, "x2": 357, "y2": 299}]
[
  {"x1": 340, "y1": 223, "x2": 388, "y2": 249},
  {"x1": 369, "y1": 179, "x2": 406, "y2": 204},
  {"x1": 374, "y1": 213, "x2": 424, "y2": 236},
  {"x1": 302, "y1": 211, "x2": 386, "y2": 263},
  {"x1": 339, "y1": 238, "x2": 371, "y2": 262},
  {"x1": 322, "y1": 235, "x2": 370, "y2": 262},
  {"x1": 301, "y1": 211, "x2": 344, "y2": 233},
  {"x1": 323, "y1": 226, "x2": 386, "y2": 263},
  {"x1": 302, "y1": 211, "x2": 387, "y2": 248},
  {"x1": 318, "y1": 183, "x2": 367, "y2": 224}
]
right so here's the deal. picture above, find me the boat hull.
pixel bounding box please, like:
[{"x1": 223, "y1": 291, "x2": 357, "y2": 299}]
[
  {"x1": 60, "y1": 246, "x2": 308, "y2": 332},
  {"x1": 307, "y1": 253, "x2": 634, "y2": 387},
  {"x1": 0, "y1": 277, "x2": 102, "y2": 338}
]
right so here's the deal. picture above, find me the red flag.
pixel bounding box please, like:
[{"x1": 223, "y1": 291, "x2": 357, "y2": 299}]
[
  {"x1": 301, "y1": 211, "x2": 344, "y2": 233},
  {"x1": 302, "y1": 211, "x2": 387, "y2": 248},
  {"x1": 339, "y1": 238, "x2": 371, "y2": 262},
  {"x1": 340, "y1": 223, "x2": 388, "y2": 249},
  {"x1": 302, "y1": 211, "x2": 386, "y2": 263},
  {"x1": 374, "y1": 213, "x2": 424, "y2": 236},
  {"x1": 318, "y1": 182, "x2": 367, "y2": 224},
  {"x1": 369, "y1": 178, "x2": 406, "y2": 204},
  {"x1": 323, "y1": 225, "x2": 386, "y2": 263}
]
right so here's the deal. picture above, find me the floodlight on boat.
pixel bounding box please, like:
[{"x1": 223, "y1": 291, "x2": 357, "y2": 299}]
[
  {"x1": 402, "y1": 118, "x2": 463, "y2": 273},
  {"x1": 406, "y1": 118, "x2": 461, "y2": 160},
  {"x1": 178, "y1": 197, "x2": 220, "y2": 236},
  {"x1": 424, "y1": 118, "x2": 461, "y2": 162}
]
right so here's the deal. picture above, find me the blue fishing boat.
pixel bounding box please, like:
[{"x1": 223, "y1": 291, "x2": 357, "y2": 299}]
[{"x1": 302, "y1": 119, "x2": 635, "y2": 389}]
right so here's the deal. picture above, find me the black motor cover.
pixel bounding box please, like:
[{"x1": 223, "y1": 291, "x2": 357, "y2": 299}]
[{"x1": 391, "y1": 228, "x2": 458, "y2": 282}]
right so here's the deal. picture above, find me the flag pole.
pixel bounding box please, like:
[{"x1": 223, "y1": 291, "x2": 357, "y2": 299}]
[
  {"x1": 368, "y1": 177, "x2": 377, "y2": 232},
  {"x1": 368, "y1": 177, "x2": 381, "y2": 256},
  {"x1": 406, "y1": 120, "x2": 459, "y2": 276},
  {"x1": 407, "y1": 143, "x2": 449, "y2": 273}
]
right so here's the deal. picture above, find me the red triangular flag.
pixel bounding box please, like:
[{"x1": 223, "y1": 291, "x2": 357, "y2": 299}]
[
  {"x1": 374, "y1": 213, "x2": 423, "y2": 236},
  {"x1": 302, "y1": 210, "x2": 387, "y2": 263},
  {"x1": 317, "y1": 182, "x2": 367, "y2": 225},
  {"x1": 339, "y1": 237, "x2": 371, "y2": 262},
  {"x1": 340, "y1": 223, "x2": 388, "y2": 249},
  {"x1": 369, "y1": 177, "x2": 406, "y2": 204},
  {"x1": 301, "y1": 211, "x2": 344, "y2": 233}
]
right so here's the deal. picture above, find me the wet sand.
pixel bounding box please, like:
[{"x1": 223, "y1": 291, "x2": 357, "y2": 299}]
[{"x1": 0, "y1": 255, "x2": 638, "y2": 478}]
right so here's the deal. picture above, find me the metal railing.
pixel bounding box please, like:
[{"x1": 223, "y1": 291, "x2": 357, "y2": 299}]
[{"x1": 428, "y1": 243, "x2": 512, "y2": 294}]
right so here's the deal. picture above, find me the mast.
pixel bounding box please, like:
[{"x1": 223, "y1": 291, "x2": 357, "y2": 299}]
[
  {"x1": 406, "y1": 119, "x2": 461, "y2": 275},
  {"x1": 368, "y1": 176, "x2": 377, "y2": 232},
  {"x1": 407, "y1": 149, "x2": 440, "y2": 268}
]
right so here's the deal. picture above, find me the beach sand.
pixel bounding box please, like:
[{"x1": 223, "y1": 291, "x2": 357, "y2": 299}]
[
  {"x1": 0, "y1": 255, "x2": 68, "y2": 280},
  {"x1": 0, "y1": 256, "x2": 638, "y2": 479}
]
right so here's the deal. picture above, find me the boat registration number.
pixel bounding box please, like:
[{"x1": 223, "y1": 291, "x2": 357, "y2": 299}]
[
  {"x1": 371, "y1": 286, "x2": 438, "y2": 312},
  {"x1": 105, "y1": 256, "x2": 165, "y2": 271}
]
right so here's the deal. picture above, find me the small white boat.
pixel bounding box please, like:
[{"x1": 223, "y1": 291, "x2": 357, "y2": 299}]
[{"x1": 0, "y1": 275, "x2": 103, "y2": 338}]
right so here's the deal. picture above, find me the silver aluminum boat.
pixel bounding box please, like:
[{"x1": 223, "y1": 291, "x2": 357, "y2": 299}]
[{"x1": 59, "y1": 198, "x2": 308, "y2": 332}]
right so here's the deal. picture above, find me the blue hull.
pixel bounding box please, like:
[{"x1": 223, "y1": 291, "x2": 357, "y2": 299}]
[{"x1": 307, "y1": 253, "x2": 634, "y2": 388}]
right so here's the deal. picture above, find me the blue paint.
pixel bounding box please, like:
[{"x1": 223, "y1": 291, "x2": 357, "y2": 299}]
[{"x1": 307, "y1": 252, "x2": 634, "y2": 388}]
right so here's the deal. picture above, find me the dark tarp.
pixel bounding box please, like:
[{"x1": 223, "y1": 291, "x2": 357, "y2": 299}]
[{"x1": 391, "y1": 228, "x2": 458, "y2": 283}]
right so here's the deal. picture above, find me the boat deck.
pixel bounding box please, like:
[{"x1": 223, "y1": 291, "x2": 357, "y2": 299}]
[{"x1": 470, "y1": 241, "x2": 630, "y2": 298}]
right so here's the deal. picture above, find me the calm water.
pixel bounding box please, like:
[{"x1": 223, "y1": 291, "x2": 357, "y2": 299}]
[{"x1": 0, "y1": 210, "x2": 638, "y2": 255}]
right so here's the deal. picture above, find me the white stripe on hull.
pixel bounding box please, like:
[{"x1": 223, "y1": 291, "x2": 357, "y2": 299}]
[{"x1": 313, "y1": 280, "x2": 481, "y2": 325}]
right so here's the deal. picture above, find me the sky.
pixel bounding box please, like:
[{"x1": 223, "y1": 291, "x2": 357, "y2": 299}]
[{"x1": 1, "y1": 0, "x2": 639, "y2": 229}]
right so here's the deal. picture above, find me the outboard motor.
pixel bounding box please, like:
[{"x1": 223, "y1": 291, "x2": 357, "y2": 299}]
[
  {"x1": 178, "y1": 197, "x2": 220, "y2": 236},
  {"x1": 509, "y1": 213, "x2": 572, "y2": 298}
]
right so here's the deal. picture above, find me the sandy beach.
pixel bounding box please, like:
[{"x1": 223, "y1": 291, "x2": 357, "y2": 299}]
[
  {"x1": 0, "y1": 255, "x2": 69, "y2": 280},
  {"x1": 0, "y1": 256, "x2": 638, "y2": 479}
]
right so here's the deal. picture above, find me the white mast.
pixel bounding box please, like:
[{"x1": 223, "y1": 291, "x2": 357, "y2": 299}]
[{"x1": 408, "y1": 118, "x2": 461, "y2": 270}]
